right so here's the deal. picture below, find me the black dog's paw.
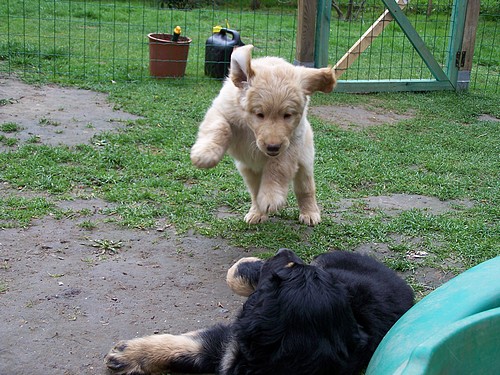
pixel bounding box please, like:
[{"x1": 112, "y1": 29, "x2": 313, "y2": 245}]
[
  {"x1": 105, "y1": 340, "x2": 148, "y2": 375},
  {"x1": 105, "y1": 333, "x2": 202, "y2": 375},
  {"x1": 227, "y1": 257, "x2": 264, "y2": 297}
]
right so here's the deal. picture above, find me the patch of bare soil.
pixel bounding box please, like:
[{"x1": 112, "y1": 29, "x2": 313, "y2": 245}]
[
  {"x1": 477, "y1": 114, "x2": 500, "y2": 122},
  {"x1": 0, "y1": 78, "x2": 472, "y2": 374},
  {"x1": 336, "y1": 194, "x2": 473, "y2": 217},
  {"x1": 0, "y1": 76, "x2": 141, "y2": 150},
  {"x1": 310, "y1": 104, "x2": 414, "y2": 130},
  {"x1": 0, "y1": 212, "x2": 247, "y2": 375}
]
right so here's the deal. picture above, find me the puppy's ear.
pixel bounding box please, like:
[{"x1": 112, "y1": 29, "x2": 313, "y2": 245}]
[
  {"x1": 230, "y1": 45, "x2": 255, "y2": 88},
  {"x1": 300, "y1": 66, "x2": 336, "y2": 95}
]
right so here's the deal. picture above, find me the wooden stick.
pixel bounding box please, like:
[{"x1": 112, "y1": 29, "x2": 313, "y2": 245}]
[
  {"x1": 461, "y1": 0, "x2": 480, "y2": 72},
  {"x1": 295, "y1": 0, "x2": 317, "y2": 67}
]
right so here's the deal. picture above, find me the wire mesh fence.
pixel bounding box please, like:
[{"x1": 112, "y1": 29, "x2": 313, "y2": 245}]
[
  {"x1": 0, "y1": 0, "x2": 498, "y2": 93},
  {"x1": 331, "y1": 0, "x2": 454, "y2": 81}
]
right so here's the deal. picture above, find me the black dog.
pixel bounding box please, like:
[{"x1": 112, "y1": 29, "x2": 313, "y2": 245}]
[{"x1": 105, "y1": 249, "x2": 414, "y2": 375}]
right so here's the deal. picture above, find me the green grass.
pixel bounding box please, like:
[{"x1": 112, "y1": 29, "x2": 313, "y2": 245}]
[
  {"x1": 0, "y1": 135, "x2": 18, "y2": 147},
  {"x1": 0, "y1": 195, "x2": 58, "y2": 227},
  {"x1": 0, "y1": 122, "x2": 21, "y2": 132},
  {"x1": 0, "y1": 0, "x2": 498, "y2": 93},
  {"x1": 0, "y1": 81, "x2": 498, "y2": 274},
  {"x1": 0, "y1": 0, "x2": 499, "y2": 289},
  {"x1": 0, "y1": 122, "x2": 20, "y2": 146}
]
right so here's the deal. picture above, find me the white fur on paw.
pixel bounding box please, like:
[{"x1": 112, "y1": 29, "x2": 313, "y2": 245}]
[
  {"x1": 299, "y1": 212, "x2": 321, "y2": 226},
  {"x1": 257, "y1": 193, "x2": 286, "y2": 214},
  {"x1": 105, "y1": 340, "x2": 145, "y2": 375},
  {"x1": 244, "y1": 211, "x2": 268, "y2": 224},
  {"x1": 190, "y1": 145, "x2": 223, "y2": 169}
]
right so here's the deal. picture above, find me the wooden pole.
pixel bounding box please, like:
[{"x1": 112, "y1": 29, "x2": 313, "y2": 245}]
[
  {"x1": 333, "y1": 0, "x2": 407, "y2": 79},
  {"x1": 456, "y1": 0, "x2": 480, "y2": 90},
  {"x1": 295, "y1": 0, "x2": 317, "y2": 67}
]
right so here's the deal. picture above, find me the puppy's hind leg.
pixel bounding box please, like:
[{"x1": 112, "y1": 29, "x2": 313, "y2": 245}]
[
  {"x1": 105, "y1": 324, "x2": 230, "y2": 375},
  {"x1": 191, "y1": 108, "x2": 232, "y2": 169}
]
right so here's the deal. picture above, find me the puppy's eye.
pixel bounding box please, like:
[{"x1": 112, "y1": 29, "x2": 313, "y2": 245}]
[{"x1": 256, "y1": 113, "x2": 265, "y2": 119}]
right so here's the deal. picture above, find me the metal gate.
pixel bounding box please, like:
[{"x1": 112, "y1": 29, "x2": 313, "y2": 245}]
[{"x1": 296, "y1": 0, "x2": 480, "y2": 92}]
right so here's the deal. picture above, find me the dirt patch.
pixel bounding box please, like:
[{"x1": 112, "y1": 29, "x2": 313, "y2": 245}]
[
  {"x1": 477, "y1": 114, "x2": 500, "y2": 122},
  {"x1": 0, "y1": 76, "x2": 141, "y2": 150},
  {"x1": 0, "y1": 213, "x2": 248, "y2": 375},
  {"x1": 310, "y1": 104, "x2": 414, "y2": 130},
  {"x1": 334, "y1": 194, "x2": 473, "y2": 218},
  {"x1": 0, "y1": 78, "x2": 471, "y2": 374}
]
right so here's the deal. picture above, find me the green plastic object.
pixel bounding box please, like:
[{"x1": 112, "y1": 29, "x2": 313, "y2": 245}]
[{"x1": 366, "y1": 256, "x2": 500, "y2": 375}]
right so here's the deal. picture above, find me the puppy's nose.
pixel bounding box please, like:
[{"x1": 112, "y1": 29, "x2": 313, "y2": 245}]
[{"x1": 266, "y1": 143, "x2": 281, "y2": 154}]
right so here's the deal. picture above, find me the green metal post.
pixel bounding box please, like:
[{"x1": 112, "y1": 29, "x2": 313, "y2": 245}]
[
  {"x1": 314, "y1": 0, "x2": 332, "y2": 68},
  {"x1": 446, "y1": 0, "x2": 468, "y2": 89}
]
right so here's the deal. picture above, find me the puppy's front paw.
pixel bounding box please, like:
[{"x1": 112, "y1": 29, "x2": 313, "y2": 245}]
[
  {"x1": 244, "y1": 208, "x2": 268, "y2": 224},
  {"x1": 105, "y1": 340, "x2": 146, "y2": 375},
  {"x1": 190, "y1": 143, "x2": 224, "y2": 169},
  {"x1": 299, "y1": 211, "x2": 321, "y2": 226}
]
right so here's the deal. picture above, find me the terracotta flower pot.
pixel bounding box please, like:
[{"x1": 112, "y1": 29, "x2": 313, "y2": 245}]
[{"x1": 148, "y1": 33, "x2": 192, "y2": 78}]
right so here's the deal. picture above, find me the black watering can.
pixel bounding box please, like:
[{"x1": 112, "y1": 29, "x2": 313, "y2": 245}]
[{"x1": 205, "y1": 28, "x2": 245, "y2": 79}]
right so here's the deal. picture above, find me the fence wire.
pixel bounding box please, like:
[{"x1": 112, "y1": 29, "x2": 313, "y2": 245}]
[{"x1": 0, "y1": 0, "x2": 498, "y2": 93}]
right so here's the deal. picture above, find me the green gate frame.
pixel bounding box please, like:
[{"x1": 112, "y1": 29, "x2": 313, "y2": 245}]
[{"x1": 314, "y1": 0, "x2": 476, "y2": 93}]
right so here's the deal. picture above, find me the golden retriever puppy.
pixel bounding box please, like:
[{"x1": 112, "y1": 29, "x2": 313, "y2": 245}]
[{"x1": 191, "y1": 45, "x2": 336, "y2": 225}]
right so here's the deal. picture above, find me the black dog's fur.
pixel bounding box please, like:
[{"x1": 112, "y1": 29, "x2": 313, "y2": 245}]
[{"x1": 105, "y1": 249, "x2": 414, "y2": 375}]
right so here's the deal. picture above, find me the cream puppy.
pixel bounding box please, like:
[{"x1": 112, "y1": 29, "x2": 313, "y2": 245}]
[{"x1": 191, "y1": 45, "x2": 336, "y2": 225}]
